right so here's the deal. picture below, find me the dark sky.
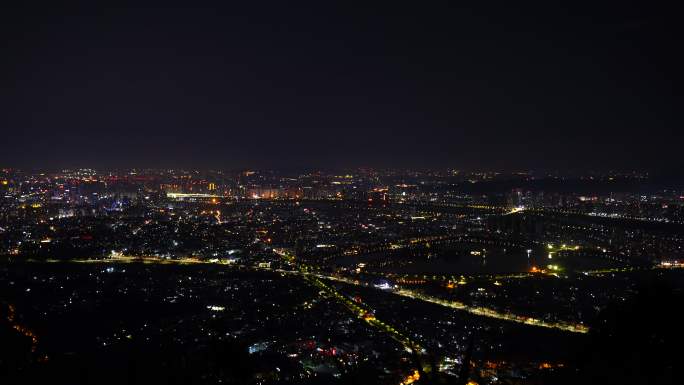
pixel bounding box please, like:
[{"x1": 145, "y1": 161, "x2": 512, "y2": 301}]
[{"x1": 1, "y1": 2, "x2": 682, "y2": 172}]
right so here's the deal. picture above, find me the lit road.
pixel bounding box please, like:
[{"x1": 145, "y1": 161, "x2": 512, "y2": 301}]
[
  {"x1": 301, "y1": 271, "x2": 590, "y2": 334},
  {"x1": 30, "y1": 253, "x2": 660, "y2": 334},
  {"x1": 273, "y1": 249, "x2": 429, "y2": 377},
  {"x1": 271, "y1": 249, "x2": 425, "y2": 353},
  {"x1": 304, "y1": 274, "x2": 424, "y2": 354},
  {"x1": 34, "y1": 254, "x2": 590, "y2": 333},
  {"x1": 274, "y1": 249, "x2": 589, "y2": 334}
]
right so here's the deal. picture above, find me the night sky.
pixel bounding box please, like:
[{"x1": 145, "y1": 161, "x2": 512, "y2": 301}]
[{"x1": 1, "y1": 2, "x2": 682, "y2": 173}]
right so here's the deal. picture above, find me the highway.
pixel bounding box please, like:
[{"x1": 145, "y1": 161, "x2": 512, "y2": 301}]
[
  {"x1": 29, "y1": 253, "x2": 591, "y2": 333},
  {"x1": 33, "y1": 250, "x2": 676, "y2": 333},
  {"x1": 303, "y1": 271, "x2": 590, "y2": 334},
  {"x1": 271, "y1": 249, "x2": 589, "y2": 333}
]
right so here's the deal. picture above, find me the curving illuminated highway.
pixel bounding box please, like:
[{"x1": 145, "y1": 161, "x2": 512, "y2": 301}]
[{"x1": 306, "y1": 272, "x2": 589, "y2": 334}]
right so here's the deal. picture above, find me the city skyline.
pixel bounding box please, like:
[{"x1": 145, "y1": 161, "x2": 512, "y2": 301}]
[
  {"x1": 2, "y1": 3, "x2": 682, "y2": 384},
  {"x1": 2, "y1": 166, "x2": 683, "y2": 384}
]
